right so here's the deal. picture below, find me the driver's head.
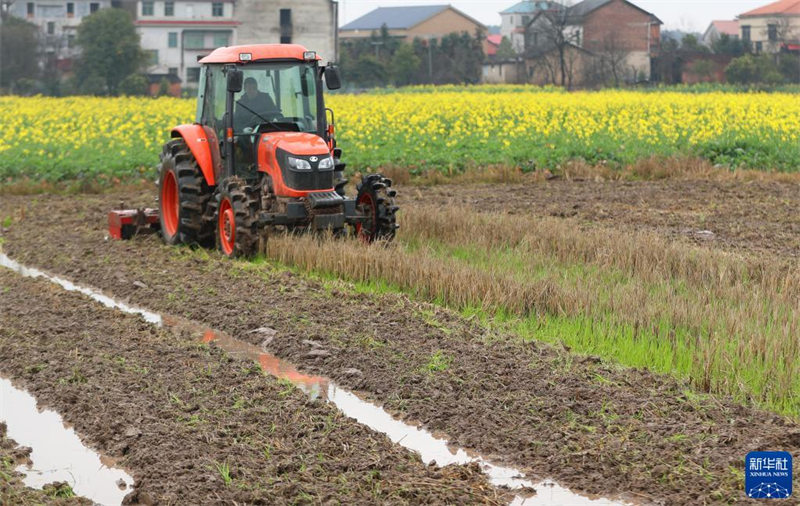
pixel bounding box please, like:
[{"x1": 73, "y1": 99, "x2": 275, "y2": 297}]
[{"x1": 243, "y1": 77, "x2": 258, "y2": 98}]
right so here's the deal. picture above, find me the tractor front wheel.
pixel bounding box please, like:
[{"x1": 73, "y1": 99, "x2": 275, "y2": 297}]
[
  {"x1": 355, "y1": 174, "x2": 398, "y2": 243},
  {"x1": 158, "y1": 139, "x2": 213, "y2": 246},
  {"x1": 214, "y1": 177, "x2": 259, "y2": 258}
]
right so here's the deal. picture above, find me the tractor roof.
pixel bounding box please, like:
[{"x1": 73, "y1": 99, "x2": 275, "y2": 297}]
[{"x1": 199, "y1": 44, "x2": 322, "y2": 64}]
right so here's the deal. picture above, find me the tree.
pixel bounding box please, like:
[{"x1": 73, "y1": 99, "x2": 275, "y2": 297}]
[
  {"x1": 0, "y1": 15, "x2": 40, "y2": 91},
  {"x1": 390, "y1": 43, "x2": 420, "y2": 86},
  {"x1": 496, "y1": 36, "x2": 516, "y2": 60},
  {"x1": 525, "y1": 6, "x2": 581, "y2": 88},
  {"x1": 711, "y1": 33, "x2": 747, "y2": 57},
  {"x1": 725, "y1": 54, "x2": 784, "y2": 85},
  {"x1": 75, "y1": 8, "x2": 144, "y2": 95},
  {"x1": 598, "y1": 32, "x2": 631, "y2": 86},
  {"x1": 680, "y1": 34, "x2": 710, "y2": 54}
]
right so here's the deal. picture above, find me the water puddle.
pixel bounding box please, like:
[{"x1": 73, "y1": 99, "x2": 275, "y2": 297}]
[
  {"x1": 0, "y1": 378, "x2": 134, "y2": 505},
  {"x1": 0, "y1": 253, "x2": 630, "y2": 505}
]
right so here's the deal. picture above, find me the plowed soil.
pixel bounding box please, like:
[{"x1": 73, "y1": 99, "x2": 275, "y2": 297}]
[
  {"x1": 406, "y1": 178, "x2": 800, "y2": 257},
  {"x1": 0, "y1": 270, "x2": 499, "y2": 505},
  {"x1": 2, "y1": 189, "x2": 800, "y2": 505}
]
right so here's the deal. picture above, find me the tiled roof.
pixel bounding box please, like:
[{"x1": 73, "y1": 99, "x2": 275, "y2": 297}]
[
  {"x1": 501, "y1": 1, "x2": 555, "y2": 14},
  {"x1": 710, "y1": 20, "x2": 740, "y2": 36},
  {"x1": 340, "y1": 5, "x2": 449, "y2": 30},
  {"x1": 740, "y1": 0, "x2": 800, "y2": 17}
]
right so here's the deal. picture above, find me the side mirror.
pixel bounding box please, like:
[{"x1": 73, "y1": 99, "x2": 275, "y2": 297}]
[
  {"x1": 227, "y1": 68, "x2": 243, "y2": 93},
  {"x1": 324, "y1": 65, "x2": 341, "y2": 90}
]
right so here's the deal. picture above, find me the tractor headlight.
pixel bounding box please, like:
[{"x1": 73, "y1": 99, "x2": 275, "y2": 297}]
[
  {"x1": 317, "y1": 156, "x2": 334, "y2": 170},
  {"x1": 287, "y1": 156, "x2": 312, "y2": 170}
]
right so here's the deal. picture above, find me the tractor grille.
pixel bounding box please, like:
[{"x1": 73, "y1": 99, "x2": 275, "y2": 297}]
[{"x1": 277, "y1": 148, "x2": 334, "y2": 191}]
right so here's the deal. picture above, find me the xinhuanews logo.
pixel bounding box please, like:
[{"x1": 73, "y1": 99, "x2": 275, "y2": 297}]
[{"x1": 746, "y1": 451, "x2": 792, "y2": 499}]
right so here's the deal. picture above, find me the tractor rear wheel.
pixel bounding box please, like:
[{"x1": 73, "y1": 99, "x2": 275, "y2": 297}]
[
  {"x1": 158, "y1": 139, "x2": 213, "y2": 246},
  {"x1": 214, "y1": 177, "x2": 259, "y2": 258},
  {"x1": 355, "y1": 174, "x2": 398, "y2": 243}
]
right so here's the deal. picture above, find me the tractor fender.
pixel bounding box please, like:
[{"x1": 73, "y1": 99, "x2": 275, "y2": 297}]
[{"x1": 170, "y1": 124, "x2": 219, "y2": 186}]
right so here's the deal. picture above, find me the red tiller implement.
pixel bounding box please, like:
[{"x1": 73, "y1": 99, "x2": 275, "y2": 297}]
[{"x1": 108, "y1": 209, "x2": 160, "y2": 240}]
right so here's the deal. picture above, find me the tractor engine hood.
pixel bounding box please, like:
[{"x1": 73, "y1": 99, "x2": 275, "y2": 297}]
[
  {"x1": 259, "y1": 132, "x2": 335, "y2": 193},
  {"x1": 260, "y1": 132, "x2": 330, "y2": 157}
]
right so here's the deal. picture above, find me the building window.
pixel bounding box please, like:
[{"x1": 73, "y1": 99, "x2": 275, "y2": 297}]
[
  {"x1": 164, "y1": 1, "x2": 174, "y2": 15},
  {"x1": 280, "y1": 8, "x2": 292, "y2": 44},
  {"x1": 741, "y1": 25, "x2": 751, "y2": 43},
  {"x1": 168, "y1": 67, "x2": 178, "y2": 75},
  {"x1": 46, "y1": 21, "x2": 54, "y2": 34},
  {"x1": 141, "y1": 1, "x2": 153, "y2": 15},
  {"x1": 755, "y1": 41, "x2": 763, "y2": 53},
  {"x1": 168, "y1": 31, "x2": 178, "y2": 47},
  {"x1": 66, "y1": 2, "x2": 73, "y2": 17},
  {"x1": 184, "y1": 32, "x2": 205, "y2": 49},
  {"x1": 211, "y1": 2, "x2": 223, "y2": 16},
  {"x1": 67, "y1": 34, "x2": 75, "y2": 48},
  {"x1": 187, "y1": 67, "x2": 201, "y2": 83},
  {"x1": 522, "y1": 15, "x2": 529, "y2": 25},
  {"x1": 213, "y1": 33, "x2": 228, "y2": 47},
  {"x1": 768, "y1": 24, "x2": 778, "y2": 42},
  {"x1": 90, "y1": 2, "x2": 99, "y2": 13},
  {"x1": 26, "y1": 2, "x2": 34, "y2": 17},
  {"x1": 145, "y1": 49, "x2": 158, "y2": 65}
]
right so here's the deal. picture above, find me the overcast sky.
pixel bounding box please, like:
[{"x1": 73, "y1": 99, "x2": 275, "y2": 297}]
[{"x1": 338, "y1": 0, "x2": 770, "y2": 33}]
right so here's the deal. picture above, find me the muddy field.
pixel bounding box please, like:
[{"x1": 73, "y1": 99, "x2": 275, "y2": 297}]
[
  {"x1": 2, "y1": 185, "x2": 800, "y2": 505},
  {"x1": 0, "y1": 270, "x2": 500, "y2": 504},
  {"x1": 407, "y1": 178, "x2": 800, "y2": 257}
]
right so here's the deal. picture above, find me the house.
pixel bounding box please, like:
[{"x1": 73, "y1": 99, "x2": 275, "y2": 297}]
[
  {"x1": 234, "y1": 0, "x2": 338, "y2": 62},
  {"x1": 485, "y1": 33, "x2": 503, "y2": 57},
  {"x1": 701, "y1": 20, "x2": 740, "y2": 46},
  {"x1": 499, "y1": 0, "x2": 558, "y2": 52},
  {"x1": 134, "y1": 0, "x2": 238, "y2": 89},
  {"x1": 339, "y1": 5, "x2": 486, "y2": 43},
  {"x1": 738, "y1": 0, "x2": 800, "y2": 54},
  {"x1": 482, "y1": 59, "x2": 525, "y2": 83},
  {"x1": 134, "y1": 0, "x2": 337, "y2": 92},
  {"x1": 524, "y1": 0, "x2": 661, "y2": 85},
  {"x1": 5, "y1": 0, "x2": 112, "y2": 70}
]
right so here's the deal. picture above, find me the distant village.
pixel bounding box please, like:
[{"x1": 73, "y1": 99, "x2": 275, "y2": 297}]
[{"x1": 1, "y1": 0, "x2": 799, "y2": 94}]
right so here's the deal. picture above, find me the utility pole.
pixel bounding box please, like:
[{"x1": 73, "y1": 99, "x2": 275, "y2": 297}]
[{"x1": 427, "y1": 36, "x2": 433, "y2": 83}]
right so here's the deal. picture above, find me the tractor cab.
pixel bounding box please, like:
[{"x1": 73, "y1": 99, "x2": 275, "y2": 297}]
[
  {"x1": 141, "y1": 44, "x2": 397, "y2": 257},
  {"x1": 196, "y1": 46, "x2": 338, "y2": 184}
]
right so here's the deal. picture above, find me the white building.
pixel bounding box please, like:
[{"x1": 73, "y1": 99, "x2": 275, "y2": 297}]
[
  {"x1": 500, "y1": 0, "x2": 556, "y2": 52},
  {"x1": 135, "y1": 0, "x2": 338, "y2": 91},
  {"x1": 5, "y1": 0, "x2": 112, "y2": 65},
  {"x1": 135, "y1": 0, "x2": 237, "y2": 88}
]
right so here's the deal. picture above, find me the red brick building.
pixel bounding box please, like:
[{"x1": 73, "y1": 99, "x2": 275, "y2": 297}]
[
  {"x1": 524, "y1": 0, "x2": 662, "y2": 86},
  {"x1": 569, "y1": 0, "x2": 661, "y2": 76}
]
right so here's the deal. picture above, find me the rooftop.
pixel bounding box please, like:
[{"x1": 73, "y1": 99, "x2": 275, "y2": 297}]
[
  {"x1": 501, "y1": 1, "x2": 555, "y2": 14},
  {"x1": 708, "y1": 20, "x2": 740, "y2": 37},
  {"x1": 740, "y1": 0, "x2": 800, "y2": 17},
  {"x1": 567, "y1": 0, "x2": 662, "y2": 24},
  {"x1": 340, "y1": 5, "x2": 449, "y2": 31}
]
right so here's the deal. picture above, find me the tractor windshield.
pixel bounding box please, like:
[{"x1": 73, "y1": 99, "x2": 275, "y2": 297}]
[{"x1": 233, "y1": 62, "x2": 320, "y2": 135}]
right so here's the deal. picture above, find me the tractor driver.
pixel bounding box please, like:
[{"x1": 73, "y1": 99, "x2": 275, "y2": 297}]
[{"x1": 235, "y1": 77, "x2": 280, "y2": 131}]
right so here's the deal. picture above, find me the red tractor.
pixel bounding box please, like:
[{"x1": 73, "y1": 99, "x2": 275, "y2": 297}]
[{"x1": 111, "y1": 44, "x2": 397, "y2": 256}]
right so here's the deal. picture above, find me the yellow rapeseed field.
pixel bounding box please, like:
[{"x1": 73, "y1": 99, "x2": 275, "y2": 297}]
[{"x1": 1, "y1": 87, "x2": 799, "y2": 181}]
